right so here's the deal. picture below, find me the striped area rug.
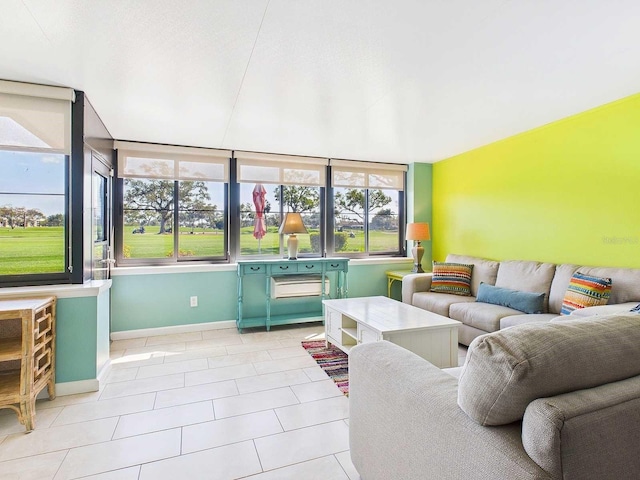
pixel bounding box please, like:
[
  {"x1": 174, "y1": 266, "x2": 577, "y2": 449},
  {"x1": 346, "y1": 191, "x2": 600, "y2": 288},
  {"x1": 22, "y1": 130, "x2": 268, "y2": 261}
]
[{"x1": 301, "y1": 340, "x2": 349, "y2": 396}]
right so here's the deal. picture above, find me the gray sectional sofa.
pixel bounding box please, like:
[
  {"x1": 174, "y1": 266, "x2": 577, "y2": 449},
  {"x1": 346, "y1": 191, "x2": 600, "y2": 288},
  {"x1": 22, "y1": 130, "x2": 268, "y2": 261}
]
[
  {"x1": 349, "y1": 313, "x2": 640, "y2": 480},
  {"x1": 402, "y1": 253, "x2": 640, "y2": 345}
]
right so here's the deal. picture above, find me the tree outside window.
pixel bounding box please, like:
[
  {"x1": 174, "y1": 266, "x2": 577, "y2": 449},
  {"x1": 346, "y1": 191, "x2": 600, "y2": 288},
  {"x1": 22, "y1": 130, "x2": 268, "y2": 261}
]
[
  {"x1": 333, "y1": 188, "x2": 399, "y2": 254},
  {"x1": 122, "y1": 179, "x2": 225, "y2": 260}
]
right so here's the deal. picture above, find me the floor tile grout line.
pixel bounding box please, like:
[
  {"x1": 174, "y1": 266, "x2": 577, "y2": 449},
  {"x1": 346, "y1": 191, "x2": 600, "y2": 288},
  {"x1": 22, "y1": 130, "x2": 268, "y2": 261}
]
[
  {"x1": 3, "y1": 324, "x2": 352, "y2": 478},
  {"x1": 250, "y1": 438, "x2": 265, "y2": 477},
  {"x1": 51, "y1": 448, "x2": 70, "y2": 480}
]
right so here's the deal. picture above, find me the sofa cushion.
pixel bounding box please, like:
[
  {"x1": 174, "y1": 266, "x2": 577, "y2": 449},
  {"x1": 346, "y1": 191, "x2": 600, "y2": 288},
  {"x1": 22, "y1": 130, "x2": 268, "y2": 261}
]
[
  {"x1": 449, "y1": 302, "x2": 522, "y2": 333},
  {"x1": 578, "y1": 265, "x2": 640, "y2": 305},
  {"x1": 500, "y1": 314, "x2": 558, "y2": 329},
  {"x1": 548, "y1": 264, "x2": 580, "y2": 314},
  {"x1": 565, "y1": 302, "x2": 640, "y2": 318},
  {"x1": 445, "y1": 254, "x2": 499, "y2": 297},
  {"x1": 412, "y1": 291, "x2": 476, "y2": 317},
  {"x1": 560, "y1": 272, "x2": 612, "y2": 315},
  {"x1": 476, "y1": 283, "x2": 545, "y2": 314},
  {"x1": 430, "y1": 261, "x2": 473, "y2": 296},
  {"x1": 458, "y1": 314, "x2": 640, "y2": 426},
  {"x1": 495, "y1": 260, "x2": 556, "y2": 312}
]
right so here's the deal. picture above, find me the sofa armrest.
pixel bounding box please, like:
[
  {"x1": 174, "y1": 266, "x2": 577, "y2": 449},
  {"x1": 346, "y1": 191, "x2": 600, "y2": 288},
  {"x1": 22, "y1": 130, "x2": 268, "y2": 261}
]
[
  {"x1": 401, "y1": 273, "x2": 433, "y2": 304},
  {"x1": 522, "y1": 375, "x2": 640, "y2": 480},
  {"x1": 349, "y1": 341, "x2": 550, "y2": 480}
]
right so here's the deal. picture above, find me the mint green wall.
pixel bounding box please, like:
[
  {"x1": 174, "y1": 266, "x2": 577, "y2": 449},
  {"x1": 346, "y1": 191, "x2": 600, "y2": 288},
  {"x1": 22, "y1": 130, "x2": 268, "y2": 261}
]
[
  {"x1": 56, "y1": 297, "x2": 98, "y2": 382},
  {"x1": 347, "y1": 264, "x2": 410, "y2": 298},
  {"x1": 407, "y1": 162, "x2": 434, "y2": 268},
  {"x1": 111, "y1": 271, "x2": 238, "y2": 331},
  {"x1": 110, "y1": 262, "x2": 412, "y2": 332}
]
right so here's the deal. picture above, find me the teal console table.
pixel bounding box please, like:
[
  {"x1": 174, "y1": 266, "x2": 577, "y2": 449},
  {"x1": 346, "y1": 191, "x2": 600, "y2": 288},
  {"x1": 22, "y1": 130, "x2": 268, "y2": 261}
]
[{"x1": 237, "y1": 258, "x2": 349, "y2": 332}]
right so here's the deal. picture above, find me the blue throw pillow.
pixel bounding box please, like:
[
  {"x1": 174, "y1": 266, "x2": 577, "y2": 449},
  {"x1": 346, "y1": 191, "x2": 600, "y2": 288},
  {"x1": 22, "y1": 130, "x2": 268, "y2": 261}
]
[{"x1": 476, "y1": 283, "x2": 545, "y2": 314}]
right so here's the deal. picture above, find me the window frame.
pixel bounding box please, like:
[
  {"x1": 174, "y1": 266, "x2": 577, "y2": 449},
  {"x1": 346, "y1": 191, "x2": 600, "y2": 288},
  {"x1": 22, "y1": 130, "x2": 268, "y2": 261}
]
[
  {"x1": 0, "y1": 152, "x2": 72, "y2": 286},
  {"x1": 327, "y1": 161, "x2": 407, "y2": 258},
  {"x1": 114, "y1": 144, "x2": 231, "y2": 266},
  {"x1": 0, "y1": 80, "x2": 76, "y2": 287},
  {"x1": 328, "y1": 183, "x2": 406, "y2": 258},
  {"x1": 113, "y1": 151, "x2": 407, "y2": 266},
  {"x1": 237, "y1": 183, "x2": 325, "y2": 260}
]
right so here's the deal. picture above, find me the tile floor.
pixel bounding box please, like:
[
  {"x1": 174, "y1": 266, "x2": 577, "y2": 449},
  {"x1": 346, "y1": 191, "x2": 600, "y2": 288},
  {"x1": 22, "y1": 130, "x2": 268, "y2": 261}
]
[{"x1": 0, "y1": 322, "x2": 468, "y2": 480}]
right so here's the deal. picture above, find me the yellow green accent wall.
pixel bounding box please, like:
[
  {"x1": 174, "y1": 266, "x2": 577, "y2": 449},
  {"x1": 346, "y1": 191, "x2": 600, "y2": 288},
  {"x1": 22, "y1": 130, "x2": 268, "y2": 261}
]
[{"x1": 433, "y1": 92, "x2": 640, "y2": 268}]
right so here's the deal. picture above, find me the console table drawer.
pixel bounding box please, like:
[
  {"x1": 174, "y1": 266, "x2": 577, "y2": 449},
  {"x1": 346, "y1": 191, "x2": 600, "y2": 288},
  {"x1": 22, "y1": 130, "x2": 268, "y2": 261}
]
[
  {"x1": 269, "y1": 263, "x2": 298, "y2": 274},
  {"x1": 298, "y1": 262, "x2": 323, "y2": 273},
  {"x1": 326, "y1": 261, "x2": 347, "y2": 271},
  {"x1": 241, "y1": 264, "x2": 266, "y2": 275}
]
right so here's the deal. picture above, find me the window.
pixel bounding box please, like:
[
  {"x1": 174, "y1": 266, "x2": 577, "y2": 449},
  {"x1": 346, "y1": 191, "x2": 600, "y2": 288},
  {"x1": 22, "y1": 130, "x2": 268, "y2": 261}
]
[
  {"x1": 236, "y1": 152, "x2": 327, "y2": 258},
  {"x1": 113, "y1": 146, "x2": 406, "y2": 266},
  {"x1": 330, "y1": 160, "x2": 406, "y2": 256},
  {"x1": 115, "y1": 142, "x2": 230, "y2": 264},
  {"x1": 0, "y1": 80, "x2": 74, "y2": 284}
]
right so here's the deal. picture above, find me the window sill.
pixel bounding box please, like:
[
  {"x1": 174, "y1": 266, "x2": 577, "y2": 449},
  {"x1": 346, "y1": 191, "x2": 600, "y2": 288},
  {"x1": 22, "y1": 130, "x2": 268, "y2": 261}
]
[
  {"x1": 111, "y1": 264, "x2": 237, "y2": 276},
  {"x1": 111, "y1": 256, "x2": 413, "y2": 276},
  {"x1": 349, "y1": 257, "x2": 414, "y2": 266},
  {"x1": 0, "y1": 280, "x2": 112, "y2": 299}
]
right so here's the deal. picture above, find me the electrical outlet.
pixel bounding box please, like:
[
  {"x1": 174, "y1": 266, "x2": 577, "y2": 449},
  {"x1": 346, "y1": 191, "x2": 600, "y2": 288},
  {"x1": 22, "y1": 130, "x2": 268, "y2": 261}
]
[{"x1": 190, "y1": 296, "x2": 198, "y2": 307}]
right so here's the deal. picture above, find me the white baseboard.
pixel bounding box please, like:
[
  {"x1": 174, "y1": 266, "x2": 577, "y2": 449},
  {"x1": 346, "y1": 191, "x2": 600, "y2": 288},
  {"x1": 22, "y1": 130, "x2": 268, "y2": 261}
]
[
  {"x1": 110, "y1": 320, "x2": 237, "y2": 341},
  {"x1": 54, "y1": 379, "x2": 99, "y2": 396},
  {"x1": 36, "y1": 361, "x2": 112, "y2": 399},
  {"x1": 97, "y1": 360, "x2": 112, "y2": 385}
]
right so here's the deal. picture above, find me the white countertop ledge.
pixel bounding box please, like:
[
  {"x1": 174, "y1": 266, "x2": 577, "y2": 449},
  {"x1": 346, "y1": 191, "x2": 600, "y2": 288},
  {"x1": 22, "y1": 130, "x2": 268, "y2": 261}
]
[
  {"x1": 111, "y1": 257, "x2": 414, "y2": 276},
  {"x1": 0, "y1": 280, "x2": 112, "y2": 299}
]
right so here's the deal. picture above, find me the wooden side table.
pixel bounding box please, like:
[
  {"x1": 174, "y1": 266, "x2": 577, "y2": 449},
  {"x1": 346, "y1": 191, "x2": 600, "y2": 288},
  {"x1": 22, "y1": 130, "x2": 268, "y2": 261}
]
[
  {"x1": 0, "y1": 296, "x2": 56, "y2": 431},
  {"x1": 385, "y1": 270, "x2": 415, "y2": 298}
]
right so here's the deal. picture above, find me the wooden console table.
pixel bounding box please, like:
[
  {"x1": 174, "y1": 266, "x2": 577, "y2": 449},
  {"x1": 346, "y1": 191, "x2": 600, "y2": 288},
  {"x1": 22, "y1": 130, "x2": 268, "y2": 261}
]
[
  {"x1": 237, "y1": 258, "x2": 349, "y2": 332},
  {"x1": 0, "y1": 296, "x2": 56, "y2": 431}
]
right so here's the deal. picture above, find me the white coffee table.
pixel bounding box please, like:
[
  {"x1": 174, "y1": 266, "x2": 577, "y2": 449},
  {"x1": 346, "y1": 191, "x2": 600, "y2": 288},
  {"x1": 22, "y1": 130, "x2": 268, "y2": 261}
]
[{"x1": 323, "y1": 296, "x2": 461, "y2": 368}]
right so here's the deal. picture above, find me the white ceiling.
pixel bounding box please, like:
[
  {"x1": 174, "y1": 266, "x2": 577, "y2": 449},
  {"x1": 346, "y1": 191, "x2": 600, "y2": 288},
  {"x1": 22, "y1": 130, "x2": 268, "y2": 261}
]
[{"x1": 1, "y1": 0, "x2": 639, "y2": 164}]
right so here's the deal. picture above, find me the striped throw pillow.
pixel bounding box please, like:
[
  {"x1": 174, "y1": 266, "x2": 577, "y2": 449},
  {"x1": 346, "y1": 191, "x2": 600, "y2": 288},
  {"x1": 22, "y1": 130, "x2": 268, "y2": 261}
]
[
  {"x1": 430, "y1": 262, "x2": 473, "y2": 296},
  {"x1": 560, "y1": 272, "x2": 612, "y2": 315}
]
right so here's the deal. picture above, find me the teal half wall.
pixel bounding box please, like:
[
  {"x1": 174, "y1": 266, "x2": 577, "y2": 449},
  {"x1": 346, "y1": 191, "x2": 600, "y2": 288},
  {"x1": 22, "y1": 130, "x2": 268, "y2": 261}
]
[
  {"x1": 111, "y1": 270, "x2": 238, "y2": 332},
  {"x1": 0, "y1": 282, "x2": 111, "y2": 390},
  {"x1": 56, "y1": 297, "x2": 98, "y2": 383},
  {"x1": 55, "y1": 288, "x2": 111, "y2": 384},
  {"x1": 110, "y1": 261, "x2": 412, "y2": 332}
]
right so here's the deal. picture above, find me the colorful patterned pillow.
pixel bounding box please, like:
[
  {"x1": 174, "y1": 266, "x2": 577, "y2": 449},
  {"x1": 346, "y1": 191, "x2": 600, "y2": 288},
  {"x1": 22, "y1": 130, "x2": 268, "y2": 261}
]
[
  {"x1": 560, "y1": 272, "x2": 612, "y2": 315},
  {"x1": 430, "y1": 262, "x2": 473, "y2": 296}
]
